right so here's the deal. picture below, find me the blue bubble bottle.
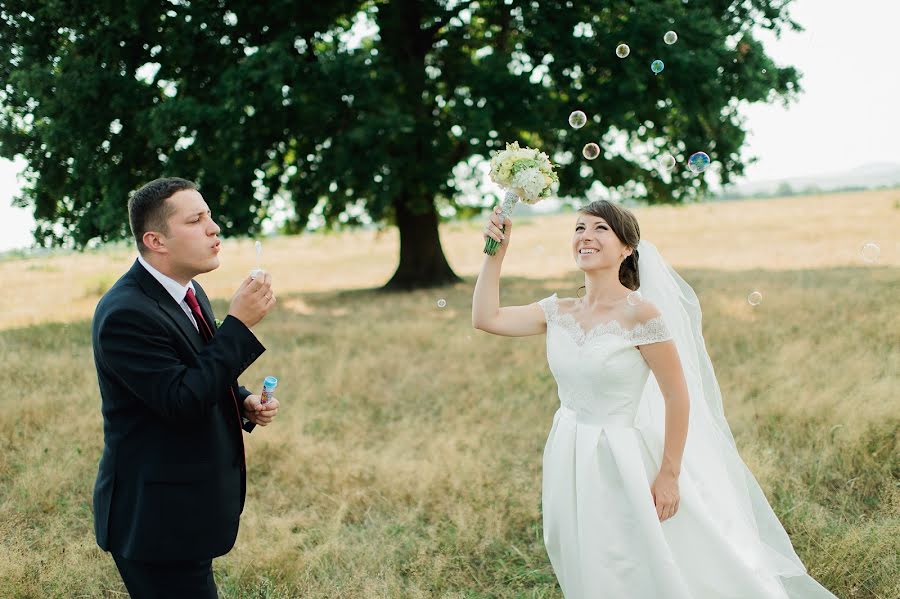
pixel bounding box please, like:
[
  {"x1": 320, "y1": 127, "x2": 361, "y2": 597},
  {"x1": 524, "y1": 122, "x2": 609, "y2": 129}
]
[{"x1": 260, "y1": 376, "x2": 278, "y2": 405}]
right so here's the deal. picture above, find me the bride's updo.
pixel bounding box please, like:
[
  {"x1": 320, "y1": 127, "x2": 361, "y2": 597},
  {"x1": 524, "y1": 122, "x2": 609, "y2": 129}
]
[{"x1": 578, "y1": 200, "x2": 641, "y2": 291}]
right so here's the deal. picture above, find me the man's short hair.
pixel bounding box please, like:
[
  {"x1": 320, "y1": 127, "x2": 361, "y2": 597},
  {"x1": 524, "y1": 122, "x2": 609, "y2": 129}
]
[{"x1": 128, "y1": 177, "x2": 197, "y2": 254}]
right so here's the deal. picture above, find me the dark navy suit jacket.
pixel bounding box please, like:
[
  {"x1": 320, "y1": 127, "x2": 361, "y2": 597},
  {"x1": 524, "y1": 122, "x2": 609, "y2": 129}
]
[{"x1": 91, "y1": 259, "x2": 265, "y2": 561}]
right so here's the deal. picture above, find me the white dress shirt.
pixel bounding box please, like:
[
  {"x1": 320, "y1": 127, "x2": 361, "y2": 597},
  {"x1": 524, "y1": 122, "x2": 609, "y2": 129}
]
[{"x1": 137, "y1": 255, "x2": 199, "y2": 332}]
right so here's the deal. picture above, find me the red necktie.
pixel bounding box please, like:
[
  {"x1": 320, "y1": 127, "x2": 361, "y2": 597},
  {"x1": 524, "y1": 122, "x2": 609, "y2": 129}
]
[
  {"x1": 185, "y1": 288, "x2": 246, "y2": 468},
  {"x1": 184, "y1": 288, "x2": 214, "y2": 342}
]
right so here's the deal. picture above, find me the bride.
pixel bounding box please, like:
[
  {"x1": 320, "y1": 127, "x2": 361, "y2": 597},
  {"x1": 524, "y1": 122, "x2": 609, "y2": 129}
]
[{"x1": 471, "y1": 199, "x2": 837, "y2": 598}]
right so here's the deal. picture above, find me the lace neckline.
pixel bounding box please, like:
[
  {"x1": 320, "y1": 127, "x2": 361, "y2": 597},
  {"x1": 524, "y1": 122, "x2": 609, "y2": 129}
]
[{"x1": 541, "y1": 293, "x2": 668, "y2": 347}]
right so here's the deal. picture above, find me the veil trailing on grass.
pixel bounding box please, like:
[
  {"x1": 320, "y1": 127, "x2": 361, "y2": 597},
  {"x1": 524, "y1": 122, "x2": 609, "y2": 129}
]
[{"x1": 633, "y1": 240, "x2": 836, "y2": 597}]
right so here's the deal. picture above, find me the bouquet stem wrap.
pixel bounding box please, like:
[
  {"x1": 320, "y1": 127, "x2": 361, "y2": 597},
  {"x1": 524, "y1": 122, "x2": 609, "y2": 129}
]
[{"x1": 483, "y1": 190, "x2": 519, "y2": 256}]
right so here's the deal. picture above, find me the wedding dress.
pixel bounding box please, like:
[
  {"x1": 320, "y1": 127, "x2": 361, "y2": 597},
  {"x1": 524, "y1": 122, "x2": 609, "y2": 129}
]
[{"x1": 536, "y1": 240, "x2": 837, "y2": 599}]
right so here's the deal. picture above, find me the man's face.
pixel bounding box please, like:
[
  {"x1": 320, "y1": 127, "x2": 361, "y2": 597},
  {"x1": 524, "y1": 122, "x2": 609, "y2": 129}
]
[{"x1": 159, "y1": 189, "x2": 222, "y2": 279}]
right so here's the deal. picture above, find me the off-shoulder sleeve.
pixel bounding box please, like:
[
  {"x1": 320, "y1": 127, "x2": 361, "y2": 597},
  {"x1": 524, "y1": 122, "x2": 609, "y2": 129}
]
[
  {"x1": 537, "y1": 293, "x2": 558, "y2": 324},
  {"x1": 630, "y1": 315, "x2": 673, "y2": 346}
]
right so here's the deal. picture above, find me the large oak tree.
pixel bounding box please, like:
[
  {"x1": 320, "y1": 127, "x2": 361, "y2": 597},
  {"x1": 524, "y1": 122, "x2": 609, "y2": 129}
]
[{"x1": 0, "y1": 0, "x2": 799, "y2": 288}]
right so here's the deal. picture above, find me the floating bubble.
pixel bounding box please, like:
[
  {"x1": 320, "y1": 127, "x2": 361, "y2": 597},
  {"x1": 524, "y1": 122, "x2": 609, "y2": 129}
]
[
  {"x1": 687, "y1": 151, "x2": 711, "y2": 173},
  {"x1": 664, "y1": 31, "x2": 678, "y2": 45},
  {"x1": 660, "y1": 153, "x2": 676, "y2": 170},
  {"x1": 860, "y1": 242, "x2": 880, "y2": 263},
  {"x1": 616, "y1": 44, "x2": 630, "y2": 58},
  {"x1": 747, "y1": 291, "x2": 763, "y2": 306},
  {"x1": 626, "y1": 291, "x2": 643, "y2": 306},
  {"x1": 582, "y1": 143, "x2": 600, "y2": 160},
  {"x1": 437, "y1": 298, "x2": 447, "y2": 308},
  {"x1": 568, "y1": 110, "x2": 587, "y2": 129},
  {"x1": 651, "y1": 60, "x2": 665, "y2": 75}
]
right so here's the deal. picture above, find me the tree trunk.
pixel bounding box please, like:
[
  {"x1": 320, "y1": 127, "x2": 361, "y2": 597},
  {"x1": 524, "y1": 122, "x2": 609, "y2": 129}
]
[
  {"x1": 384, "y1": 197, "x2": 460, "y2": 290},
  {"x1": 379, "y1": 0, "x2": 459, "y2": 290}
]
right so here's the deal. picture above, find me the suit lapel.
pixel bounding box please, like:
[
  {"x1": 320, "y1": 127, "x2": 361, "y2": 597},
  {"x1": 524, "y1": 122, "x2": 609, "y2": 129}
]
[
  {"x1": 129, "y1": 260, "x2": 205, "y2": 354},
  {"x1": 194, "y1": 281, "x2": 246, "y2": 433}
]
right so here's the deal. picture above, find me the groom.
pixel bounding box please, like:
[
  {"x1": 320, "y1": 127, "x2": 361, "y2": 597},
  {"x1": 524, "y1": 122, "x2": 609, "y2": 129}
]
[{"x1": 91, "y1": 177, "x2": 280, "y2": 597}]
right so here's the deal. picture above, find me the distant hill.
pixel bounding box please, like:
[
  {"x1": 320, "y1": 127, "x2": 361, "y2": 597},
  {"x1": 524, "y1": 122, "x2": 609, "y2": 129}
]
[{"x1": 722, "y1": 162, "x2": 900, "y2": 198}]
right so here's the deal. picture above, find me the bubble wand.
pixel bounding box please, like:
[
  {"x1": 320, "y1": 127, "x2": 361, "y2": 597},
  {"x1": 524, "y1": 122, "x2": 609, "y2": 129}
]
[{"x1": 250, "y1": 240, "x2": 263, "y2": 279}]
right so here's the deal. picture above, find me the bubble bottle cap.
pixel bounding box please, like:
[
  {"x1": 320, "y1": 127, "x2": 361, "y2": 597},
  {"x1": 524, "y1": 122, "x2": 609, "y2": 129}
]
[{"x1": 263, "y1": 376, "x2": 278, "y2": 388}]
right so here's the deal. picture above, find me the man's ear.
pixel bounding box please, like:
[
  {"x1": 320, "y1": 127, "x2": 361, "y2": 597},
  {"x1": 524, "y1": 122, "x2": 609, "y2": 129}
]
[{"x1": 143, "y1": 230, "x2": 167, "y2": 254}]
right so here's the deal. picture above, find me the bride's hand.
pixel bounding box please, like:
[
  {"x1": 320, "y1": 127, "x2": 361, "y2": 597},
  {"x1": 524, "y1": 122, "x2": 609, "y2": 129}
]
[
  {"x1": 651, "y1": 471, "x2": 680, "y2": 522},
  {"x1": 484, "y1": 205, "x2": 511, "y2": 249}
]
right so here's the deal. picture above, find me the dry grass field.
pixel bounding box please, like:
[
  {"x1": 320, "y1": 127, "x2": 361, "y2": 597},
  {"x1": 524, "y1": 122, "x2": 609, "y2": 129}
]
[{"x1": 0, "y1": 189, "x2": 897, "y2": 598}]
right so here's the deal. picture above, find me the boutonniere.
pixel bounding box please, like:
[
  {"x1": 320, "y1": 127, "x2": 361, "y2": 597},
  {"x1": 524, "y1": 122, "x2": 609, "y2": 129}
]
[{"x1": 214, "y1": 318, "x2": 223, "y2": 328}]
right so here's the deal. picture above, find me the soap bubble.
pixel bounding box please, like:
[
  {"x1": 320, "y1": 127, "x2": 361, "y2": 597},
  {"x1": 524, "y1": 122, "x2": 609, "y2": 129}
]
[
  {"x1": 437, "y1": 298, "x2": 447, "y2": 308},
  {"x1": 582, "y1": 143, "x2": 600, "y2": 160},
  {"x1": 616, "y1": 44, "x2": 630, "y2": 58},
  {"x1": 747, "y1": 291, "x2": 762, "y2": 306},
  {"x1": 664, "y1": 31, "x2": 678, "y2": 45},
  {"x1": 568, "y1": 110, "x2": 587, "y2": 129},
  {"x1": 626, "y1": 291, "x2": 643, "y2": 306},
  {"x1": 860, "y1": 242, "x2": 880, "y2": 263},
  {"x1": 687, "y1": 151, "x2": 711, "y2": 173},
  {"x1": 651, "y1": 60, "x2": 665, "y2": 75},
  {"x1": 660, "y1": 153, "x2": 676, "y2": 170}
]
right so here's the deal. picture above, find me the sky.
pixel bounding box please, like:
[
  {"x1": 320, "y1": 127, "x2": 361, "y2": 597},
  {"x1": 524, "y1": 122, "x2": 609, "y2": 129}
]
[{"x1": 1, "y1": 0, "x2": 898, "y2": 252}]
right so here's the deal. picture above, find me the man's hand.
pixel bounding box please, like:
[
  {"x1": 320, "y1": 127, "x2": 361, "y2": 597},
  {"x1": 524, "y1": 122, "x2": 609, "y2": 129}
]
[
  {"x1": 228, "y1": 271, "x2": 276, "y2": 328},
  {"x1": 243, "y1": 394, "x2": 279, "y2": 426}
]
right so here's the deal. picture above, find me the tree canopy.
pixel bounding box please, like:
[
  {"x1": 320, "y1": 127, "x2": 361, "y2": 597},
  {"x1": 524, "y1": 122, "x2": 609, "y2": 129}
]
[{"x1": 0, "y1": 0, "x2": 800, "y2": 287}]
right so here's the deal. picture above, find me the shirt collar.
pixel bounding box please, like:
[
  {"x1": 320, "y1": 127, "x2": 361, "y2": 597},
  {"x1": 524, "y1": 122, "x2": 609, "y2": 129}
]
[{"x1": 137, "y1": 255, "x2": 196, "y2": 306}]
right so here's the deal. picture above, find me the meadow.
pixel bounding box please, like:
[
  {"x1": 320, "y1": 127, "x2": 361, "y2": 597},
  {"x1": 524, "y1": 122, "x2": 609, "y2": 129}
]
[{"x1": 0, "y1": 189, "x2": 897, "y2": 598}]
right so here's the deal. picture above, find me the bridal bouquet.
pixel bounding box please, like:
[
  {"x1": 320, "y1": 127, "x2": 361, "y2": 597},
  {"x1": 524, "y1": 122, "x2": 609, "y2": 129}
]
[{"x1": 484, "y1": 142, "x2": 558, "y2": 255}]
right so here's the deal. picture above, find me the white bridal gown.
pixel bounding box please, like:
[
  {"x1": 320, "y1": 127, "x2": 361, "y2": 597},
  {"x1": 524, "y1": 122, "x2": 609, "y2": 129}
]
[{"x1": 536, "y1": 293, "x2": 837, "y2": 599}]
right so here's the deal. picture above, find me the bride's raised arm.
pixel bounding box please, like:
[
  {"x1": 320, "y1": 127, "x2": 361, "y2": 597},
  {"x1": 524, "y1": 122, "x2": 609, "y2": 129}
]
[{"x1": 472, "y1": 206, "x2": 546, "y2": 337}]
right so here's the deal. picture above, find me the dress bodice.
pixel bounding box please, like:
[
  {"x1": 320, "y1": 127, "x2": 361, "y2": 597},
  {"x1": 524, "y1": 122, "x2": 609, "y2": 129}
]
[{"x1": 538, "y1": 293, "x2": 673, "y2": 425}]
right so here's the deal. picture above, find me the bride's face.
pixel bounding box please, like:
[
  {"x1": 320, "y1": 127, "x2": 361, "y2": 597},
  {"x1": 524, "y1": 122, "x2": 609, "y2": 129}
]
[{"x1": 572, "y1": 214, "x2": 630, "y2": 272}]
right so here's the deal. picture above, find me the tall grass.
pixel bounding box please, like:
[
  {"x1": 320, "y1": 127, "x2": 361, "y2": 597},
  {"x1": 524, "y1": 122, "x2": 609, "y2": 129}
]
[{"x1": 0, "y1": 190, "x2": 897, "y2": 597}]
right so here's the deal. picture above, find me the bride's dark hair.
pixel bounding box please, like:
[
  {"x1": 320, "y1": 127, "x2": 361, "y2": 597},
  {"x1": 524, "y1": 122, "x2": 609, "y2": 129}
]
[{"x1": 577, "y1": 200, "x2": 641, "y2": 291}]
